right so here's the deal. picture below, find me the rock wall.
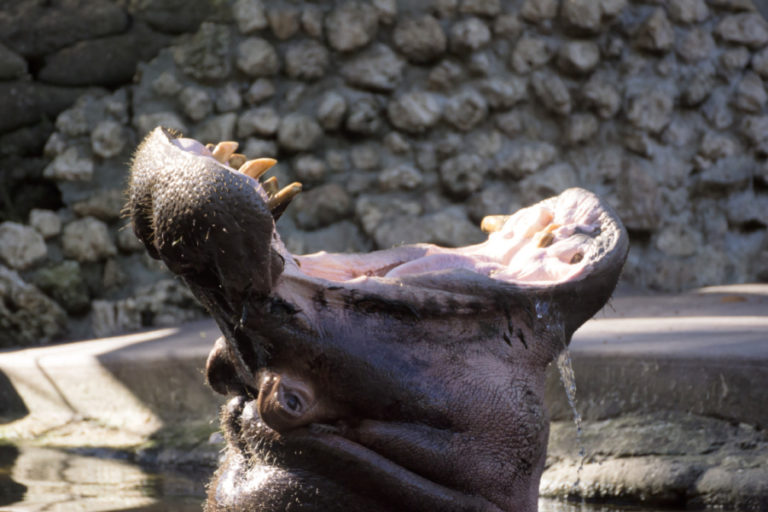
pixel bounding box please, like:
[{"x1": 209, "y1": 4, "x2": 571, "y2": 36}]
[{"x1": 1, "y1": 0, "x2": 767, "y2": 346}]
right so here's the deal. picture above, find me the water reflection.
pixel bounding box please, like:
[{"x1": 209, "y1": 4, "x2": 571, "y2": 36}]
[{"x1": 1, "y1": 446, "x2": 206, "y2": 512}]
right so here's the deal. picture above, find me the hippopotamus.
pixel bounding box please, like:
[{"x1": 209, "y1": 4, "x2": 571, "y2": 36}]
[{"x1": 127, "y1": 127, "x2": 628, "y2": 512}]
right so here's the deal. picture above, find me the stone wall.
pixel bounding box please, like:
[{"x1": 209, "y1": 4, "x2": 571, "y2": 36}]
[{"x1": 1, "y1": 0, "x2": 767, "y2": 346}]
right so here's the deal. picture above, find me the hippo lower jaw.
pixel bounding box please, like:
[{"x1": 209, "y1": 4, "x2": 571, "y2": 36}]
[{"x1": 127, "y1": 127, "x2": 628, "y2": 512}]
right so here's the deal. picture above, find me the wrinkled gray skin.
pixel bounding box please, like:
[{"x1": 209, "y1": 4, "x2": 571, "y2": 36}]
[{"x1": 127, "y1": 127, "x2": 628, "y2": 512}]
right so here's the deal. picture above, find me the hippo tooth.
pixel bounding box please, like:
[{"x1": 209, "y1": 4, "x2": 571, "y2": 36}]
[
  {"x1": 267, "y1": 182, "x2": 302, "y2": 211},
  {"x1": 480, "y1": 215, "x2": 508, "y2": 233},
  {"x1": 211, "y1": 141, "x2": 239, "y2": 163},
  {"x1": 240, "y1": 158, "x2": 278, "y2": 179},
  {"x1": 262, "y1": 176, "x2": 279, "y2": 197},
  {"x1": 229, "y1": 153, "x2": 247, "y2": 169}
]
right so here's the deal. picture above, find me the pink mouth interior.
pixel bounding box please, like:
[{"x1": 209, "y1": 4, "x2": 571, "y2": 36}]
[{"x1": 174, "y1": 138, "x2": 604, "y2": 287}]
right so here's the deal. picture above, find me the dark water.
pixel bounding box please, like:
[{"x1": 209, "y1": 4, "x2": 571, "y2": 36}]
[{"x1": 0, "y1": 445, "x2": 712, "y2": 512}]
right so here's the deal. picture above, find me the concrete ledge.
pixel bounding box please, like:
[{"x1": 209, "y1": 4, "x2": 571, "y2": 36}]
[{"x1": 545, "y1": 284, "x2": 768, "y2": 429}]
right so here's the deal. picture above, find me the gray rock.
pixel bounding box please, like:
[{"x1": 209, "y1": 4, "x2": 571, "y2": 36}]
[
  {"x1": 726, "y1": 190, "x2": 768, "y2": 226},
  {"x1": 244, "y1": 78, "x2": 275, "y2": 105},
  {"x1": 355, "y1": 194, "x2": 422, "y2": 236},
  {"x1": 348, "y1": 145, "x2": 378, "y2": 171},
  {"x1": 633, "y1": 8, "x2": 674, "y2": 53},
  {"x1": 449, "y1": 17, "x2": 491, "y2": 53},
  {"x1": 600, "y1": 0, "x2": 627, "y2": 18},
  {"x1": 267, "y1": 6, "x2": 300, "y2": 40},
  {"x1": 681, "y1": 71, "x2": 715, "y2": 107},
  {"x1": 715, "y1": 13, "x2": 768, "y2": 48},
  {"x1": 626, "y1": 90, "x2": 673, "y2": 134},
  {"x1": 468, "y1": 129, "x2": 502, "y2": 157},
  {"x1": 236, "y1": 37, "x2": 280, "y2": 77},
  {"x1": 90, "y1": 120, "x2": 125, "y2": 158},
  {"x1": 283, "y1": 220, "x2": 371, "y2": 255},
  {"x1": 301, "y1": 5, "x2": 324, "y2": 38},
  {"x1": 31, "y1": 260, "x2": 90, "y2": 314},
  {"x1": 519, "y1": 162, "x2": 579, "y2": 204},
  {"x1": 342, "y1": 44, "x2": 405, "y2": 92},
  {"x1": 655, "y1": 223, "x2": 701, "y2": 257},
  {"x1": 699, "y1": 155, "x2": 755, "y2": 186},
  {"x1": 151, "y1": 71, "x2": 183, "y2": 96},
  {"x1": 740, "y1": 115, "x2": 768, "y2": 153},
  {"x1": 243, "y1": 138, "x2": 278, "y2": 158},
  {"x1": 194, "y1": 113, "x2": 237, "y2": 144},
  {"x1": 0, "y1": 222, "x2": 47, "y2": 270},
  {"x1": 0, "y1": 0, "x2": 128, "y2": 58},
  {"x1": 277, "y1": 114, "x2": 322, "y2": 152},
  {"x1": 43, "y1": 147, "x2": 94, "y2": 181},
  {"x1": 668, "y1": 0, "x2": 709, "y2": 24},
  {"x1": 131, "y1": 0, "x2": 217, "y2": 34},
  {"x1": 216, "y1": 83, "x2": 243, "y2": 113},
  {"x1": 707, "y1": 0, "x2": 754, "y2": 9},
  {"x1": 676, "y1": 27, "x2": 715, "y2": 63},
  {"x1": 134, "y1": 111, "x2": 188, "y2": 137},
  {"x1": 172, "y1": 22, "x2": 232, "y2": 80},
  {"x1": 29, "y1": 209, "x2": 61, "y2": 239},
  {"x1": 521, "y1": 0, "x2": 558, "y2": 24},
  {"x1": 439, "y1": 153, "x2": 488, "y2": 198},
  {"x1": 116, "y1": 228, "x2": 145, "y2": 252},
  {"x1": 459, "y1": 0, "x2": 500, "y2": 17},
  {"x1": 368, "y1": 0, "x2": 395, "y2": 24},
  {"x1": 478, "y1": 77, "x2": 527, "y2": 110},
  {"x1": 285, "y1": 40, "x2": 330, "y2": 81},
  {"x1": 179, "y1": 86, "x2": 213, "y2": 122},
  {"x1": 752, "y1": 47, "x2": 768, "y2": 78},
  {"x1": 582, "y1": 77, "x2": 621, "y2": 119},
  {"x1": 558, "y1": 40, "x2": 600, "y2": 75},
  {"x1": 393, "y1": 15, "x2": 447, "y2": 63},
  {"x1": 317, "y1": 92, "x2": 347, "y2": 131},
  {"x1": 615, "y1": 157, "x2": 661, "y2": 231},
  {"x1": 383, "y1": 131, "x2": 411, "y2": 154},
  {"x1": 699, "y1": 132, "x2": 738, "y2": 160},
  {"x1": 443, "y1": 89, "x2": 488, "y2": 132},
  {"x1": 292, "y1": 184, "x2": 352, "y2": 230},
  {"x1": 493, "y1": 14, "x2": 523, "y2": 40},
  {"x1": 428, "y1": 60, "x2": 465, "y2": 90},
  {"x1": 531, "y1": 70, "x2": 572, "y2": 116},
  {"x1": 565, "y1": 113, "x2": 599, "y2": 145},
  {"x1": 510, "y1": 36, "x2": 552, "y2": 73},
  {"x1": 0, "y1": 265, "x2": 67, "y2": 347},
  {"x1": 432, "y1": 0, "x2": 459, "y2": 18},
  {"x1": 719, "y1": 47, "x2": 751, "y2": 76},
  {"x1": 374, "y1": 206, "x2": 484, "y2": 249},
  {"x1": 232, "y1": 0, "x2": 268, "y2": 34},
  {"x1": 498, "y1": 142, "x2": 557, "y2": 178},
  {"x1": 72, "y1": 189, "x2": 124, "y2": 221},
  {"x1": 345, "y1": 96, "x2": 384, "y2": 135},
  {"x1": 326, "y1": 2, "x2": 378, "y2": 52},
  {"x1": 703, "y1": 90, "x2": 735, "y2": 130},
  {"x1": 466, "y1": 183, "x2": 522, "y2": 223},
  {"x1": 387, "y1": 91, "x2": 442, "y2": 134},
  {"x1": 237, "y1": 106, "x2": 280, "y2": 138},
  {"x1": 560, "y1": 0, "x2": 602, "y2": 34},
  {"x1": 0, "y1": 81, "x2": 86, "y2": 134},
  {"x1": 0, "y1": 42, "x2": 27, "y2": 80},
  {"x1": 37, "y1": 22, "x2": 169, "y2": 87},
  {"x1": 378, "y1": 164, "x2": 423, "y2": 191},
  {"x1": 733, "y1": 72, "x2": 767, "y2": 113},
  {"x1": 293, "y1": 155, "x2": 327, "y2": 182},
  {"x1": 62, "y1": 217, "x2": 117, "y2": 263}
]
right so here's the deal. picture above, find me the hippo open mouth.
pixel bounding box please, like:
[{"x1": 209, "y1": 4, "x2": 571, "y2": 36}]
[{"x1": 128, "y1": 127, "x2": 628, "y2": 512}]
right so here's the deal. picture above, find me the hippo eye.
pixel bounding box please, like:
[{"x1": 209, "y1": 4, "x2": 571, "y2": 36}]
[{"x1": 283, "y1": 392, "x2": 302, "y2": 413}]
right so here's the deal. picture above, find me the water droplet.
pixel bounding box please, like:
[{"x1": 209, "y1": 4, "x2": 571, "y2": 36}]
[{"x1": 556, "y1": 347, "x2": 586, "y2": 492}]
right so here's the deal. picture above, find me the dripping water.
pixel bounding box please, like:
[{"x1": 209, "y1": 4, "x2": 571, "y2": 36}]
[
  {"x1": 556, "y1": 346, "x2": 586, "y2": 492},
  {"x1": 533, "y1": 298, "x2": 587, "y2": 491}
]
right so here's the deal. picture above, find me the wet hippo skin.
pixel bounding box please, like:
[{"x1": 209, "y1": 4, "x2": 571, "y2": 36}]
[{"x1": 127, "y1": 127, "x2": 629, "y2": 512}]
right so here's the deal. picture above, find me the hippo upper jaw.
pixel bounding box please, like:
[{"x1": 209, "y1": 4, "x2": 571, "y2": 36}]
[{"x1": 127, "y1": 127, "x2": 629, "y2": 512}]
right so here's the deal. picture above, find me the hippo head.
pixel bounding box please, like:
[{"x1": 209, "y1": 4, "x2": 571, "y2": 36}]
[{"x1": 127, "y1": 127, "x2": 628, "y2": 512}]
